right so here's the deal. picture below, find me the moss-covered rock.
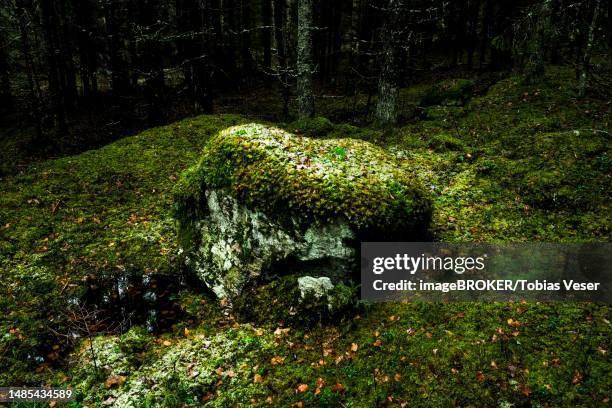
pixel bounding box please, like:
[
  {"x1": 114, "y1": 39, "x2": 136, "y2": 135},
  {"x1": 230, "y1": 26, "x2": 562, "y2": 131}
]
[
  {"x1": 419, "y1": 79, "x2": 475, "y2": 107},
  {"x1": 174, "y1": 124, "x2": 431, "y2": 302},
  {"x1": 70, "y1": 326, "x2": 276, "y2": 407}
]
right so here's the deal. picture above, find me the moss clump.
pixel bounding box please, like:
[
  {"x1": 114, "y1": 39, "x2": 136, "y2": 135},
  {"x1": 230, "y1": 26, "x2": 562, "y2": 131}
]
[
  {"x1": 233, "y1": 275, "x2": 357, "y2": 326},
  {"x1": 419, "y1": 79, "x2": 475, "y2": 107},
  {"x1": 175, "y1": 124, "x2": 431, "y2": 236},
  {"x1": 289, "y1": 116, "x2": 334, "y2": 137},
  {"x1": 427, "y1": 133, "x2": 467, "y2": 152}
]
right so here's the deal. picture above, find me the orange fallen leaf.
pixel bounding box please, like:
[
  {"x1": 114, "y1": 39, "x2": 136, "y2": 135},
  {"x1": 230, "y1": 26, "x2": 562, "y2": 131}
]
[
  {"x1": 331, "y1": 383, "x2": 345, "y2": 393},
  {"x1": 372, "y1": 339, "x2": 382, "y2": 347},
  {"x1": 476, "y1": 371, "x2": 485, "y2": 382},
  {"x1": 350, "y1": 343, "x2": 358, "y2": 352},
  {"x1": 507, "y1": 318, "x2": 521, "y2": 327},
  {"x1": 297, "y1": 383, "x2": 309, "y2": 393},
  {"x1": 520, "y1": 385, "x2": 531, "y2": 396},
  {"x1": 105, "y1": 375, "x2": 127, "y2": 388},
  {"x1": 254, "y1": 374, "x2": 263, "y2": 383},
  {"x1": 270, "y1": 356, "x2": 285, "y2": 365}
]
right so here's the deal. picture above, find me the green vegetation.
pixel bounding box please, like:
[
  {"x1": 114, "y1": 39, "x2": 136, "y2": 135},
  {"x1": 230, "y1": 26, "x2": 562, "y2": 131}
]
[
  {"x1": 1, "y1": 66, "x2": 610, "y2": 406},
  {"x1": 174, "y1": 123, "x2": 431, "y2": 234},
  {"x1": 419, "y1": 78, "x2": 475, "y2": 107}
]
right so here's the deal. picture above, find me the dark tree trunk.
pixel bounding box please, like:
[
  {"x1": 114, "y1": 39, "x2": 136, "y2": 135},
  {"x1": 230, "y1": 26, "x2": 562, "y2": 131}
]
[
  {"x1": 103, "y1": 0, "x2": 131, "y2": 95},
  {"x1": 297, "y1": 0, "x2": 314, "y2": 118},
  {"x1": 40, "y1": 0, "x2": 69, "y2": 133},
  {"x1": 262, "y1": 0, "x2": 272, "y2": 69},
  {"x1": 240, "y1": 0, "x2": 254, "y2": 74},
  {"x1": 578, "y1": 0, "x2": 601, "y2": 96},
  {"x1": 0, "y1": 29, "x2": 11, "y2": 112},
  {"x1": 177, "y1": 0, "x2": 214, "y2": 112},
  {"x1": 15, "y1": 0, "x2": 43, "y2": 140},
  {"x1": 273, "y1": 0, "x2": 290, "y2": 120},
  {"x1": 375, "y1": 0, "x2": 402, "y2": 126},
  {"x1": 73, "y1": 0, "x2": 99, "y2": 99},
  {"x1": 137, "y1": 0, "x2": 166, "y2": 125}
]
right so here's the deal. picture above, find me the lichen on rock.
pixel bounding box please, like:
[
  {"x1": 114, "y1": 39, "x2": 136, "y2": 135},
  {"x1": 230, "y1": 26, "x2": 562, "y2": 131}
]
[{"x1": 174, "y1": 123, "x2": 431, "y2": 307}]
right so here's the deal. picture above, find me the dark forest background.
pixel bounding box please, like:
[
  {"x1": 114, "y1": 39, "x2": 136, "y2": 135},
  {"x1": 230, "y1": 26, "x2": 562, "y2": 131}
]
[{"x1": 0, "y1": 0, "x2": 609, "y2": 161}]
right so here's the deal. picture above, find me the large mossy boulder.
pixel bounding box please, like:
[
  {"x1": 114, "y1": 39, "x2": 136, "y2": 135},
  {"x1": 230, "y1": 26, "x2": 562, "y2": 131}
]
[{"x1": 174, "y1": 124, "x2": 431, "y2": 311}]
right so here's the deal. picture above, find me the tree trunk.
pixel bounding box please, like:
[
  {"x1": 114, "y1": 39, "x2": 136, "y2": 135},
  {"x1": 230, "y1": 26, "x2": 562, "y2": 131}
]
[
  {"x1": 273, "y1": 0, "x2": 290, "y2": 120},
  {"x1": 375, "y1": 0, "x2": 402, "y2": 126},
  {"x1": 578, "y1": 0, "x2": 601, "y2": 97},
  {"x1": 104, "y1": 0, "x2": 131, "y2": 95},
  {"x1": 262, "y1": 0, "x2": 272, "y2": 69},
  {"x1": 240, "y1": 0, "x2": 254, "y2": 74},
  {"x1": 15, "y1": 0, "x2": 43, "y2": 140},
  {"x1": 73, "y1": 0, "x2": 98, "y2": 99},
  {"x1": 0, "y1": 29, "x2": 11, "y2": 112},
  {"x1": 297, "y1": 0, "x2": 314, "y2": 118},
  {"x1": 524, "y1": 0, "x2": 553, "y2": 83},
  {"x1": 40, "y1": 0, "x2": 69, "y2": 134}
]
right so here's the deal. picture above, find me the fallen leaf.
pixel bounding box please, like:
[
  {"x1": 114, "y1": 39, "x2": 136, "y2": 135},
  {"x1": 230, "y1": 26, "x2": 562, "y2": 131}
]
[
  {"x1": 105, "y1": 375, "x2": 127, "y2": 388},
  {"x1": 162, "y1": 340, "x2": 172, "y2": 346},
  {"x1": 270, "y1": 356, "x2": 285, "y2": 365},
  {"x1": 350, "y1": 343, "x2": 358, "y2": 352},
  {"x1": 572, "y1": 371, "x2": 583, "y2": 385},
  {"x1": 331, "y1": 383, "x2": 345, "y2": 393},
  {"x1": 520, "y1": 385, "x2": 531, "y2": 396},
  {"x1": 372, "y1": 339, "x2": 382, "y2": 347},
  {"x1": 476, "y1": 371, "x2": 485, "y2": 382},
  {"x1": 254, "y1": 374, "x2": 263, "y2": 383},
  {"x1": 297, "y1": 383, "x2": 309, "y2": 393}
]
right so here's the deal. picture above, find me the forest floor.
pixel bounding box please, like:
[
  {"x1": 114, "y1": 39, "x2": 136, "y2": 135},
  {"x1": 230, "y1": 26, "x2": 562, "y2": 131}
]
[{"x1": 0, "y1": 65, "x2": 610, "y2": 407}]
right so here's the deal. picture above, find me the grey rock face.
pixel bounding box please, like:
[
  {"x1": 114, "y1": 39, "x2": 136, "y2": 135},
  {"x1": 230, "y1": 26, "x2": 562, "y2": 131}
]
[{"x1": 185, "y1": 188, "x2": 355, "y2": 300}]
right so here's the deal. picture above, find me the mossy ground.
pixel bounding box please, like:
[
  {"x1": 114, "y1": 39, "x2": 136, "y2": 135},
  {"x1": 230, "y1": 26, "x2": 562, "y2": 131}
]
[{"x1": 0, "y1": 66, "x2": 610, "y2": 406}]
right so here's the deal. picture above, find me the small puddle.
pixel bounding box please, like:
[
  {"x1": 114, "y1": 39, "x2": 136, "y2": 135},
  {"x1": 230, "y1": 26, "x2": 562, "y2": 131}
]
[{"x1": 81, "y1": 271, "x2": 189, "y2": 334}]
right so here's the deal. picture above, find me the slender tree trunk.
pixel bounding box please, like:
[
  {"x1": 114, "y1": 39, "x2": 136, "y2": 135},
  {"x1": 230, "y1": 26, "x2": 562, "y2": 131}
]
[
  {"x1": 0, "y1": 29, "x2": 11, "y2": 112},
  {"x1": 375, "y1": 0, "x2": 402, "y2": 126},
  {"x1": 240, "y1": 0, "x2": 254, "y2": 74},
  {"x1": 578, "y1": 0, "x2": 600, "y2": 97},
  {"x1": 15, "y1": 0, "x2": 43, "y2": 140},
  {"x1": 262, "y1": 0, "x2": 272, "y2": 69},
  {"x1": 525, "y1": 0, "x2": 553, "y2": 83},
  {"x1": 297, "y1": 0, "x2": 314, "y2": 118},
  {"x1": 40, "y1": 0, "x2": 69, "y2": 134},
  {"x1": 73, "y1": 0, "x2": 98, "y2": 99},
  {"x1": 104, "y1": 0, "x2": 131, "y2": 95},
  {"x1": 273, "y1": 0, "x2": 290, "y2": 120}
]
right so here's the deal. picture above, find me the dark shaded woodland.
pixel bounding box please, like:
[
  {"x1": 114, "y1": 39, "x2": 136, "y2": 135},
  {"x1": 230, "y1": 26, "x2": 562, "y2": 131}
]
[{"x1": 0, "y1": 0, "x2": 609, "y2": 161}]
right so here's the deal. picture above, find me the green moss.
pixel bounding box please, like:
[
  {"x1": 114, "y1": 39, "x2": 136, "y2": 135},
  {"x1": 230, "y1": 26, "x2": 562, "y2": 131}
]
[
  {"x1": 289, "y1": 116, "x2": 334, "y2": 137},
  {"x1": 419, "y1": 79, "x2": 475, "y2": 107},
  {"x1": 427, "y1": 133, "x2": 467, "y2": 152},
  {"x1": 175, "y1": 124, "x2": 431, "y2": 236},
  {"x1": 234, "y1": 275, "x2": 357, "y2": 326}
]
